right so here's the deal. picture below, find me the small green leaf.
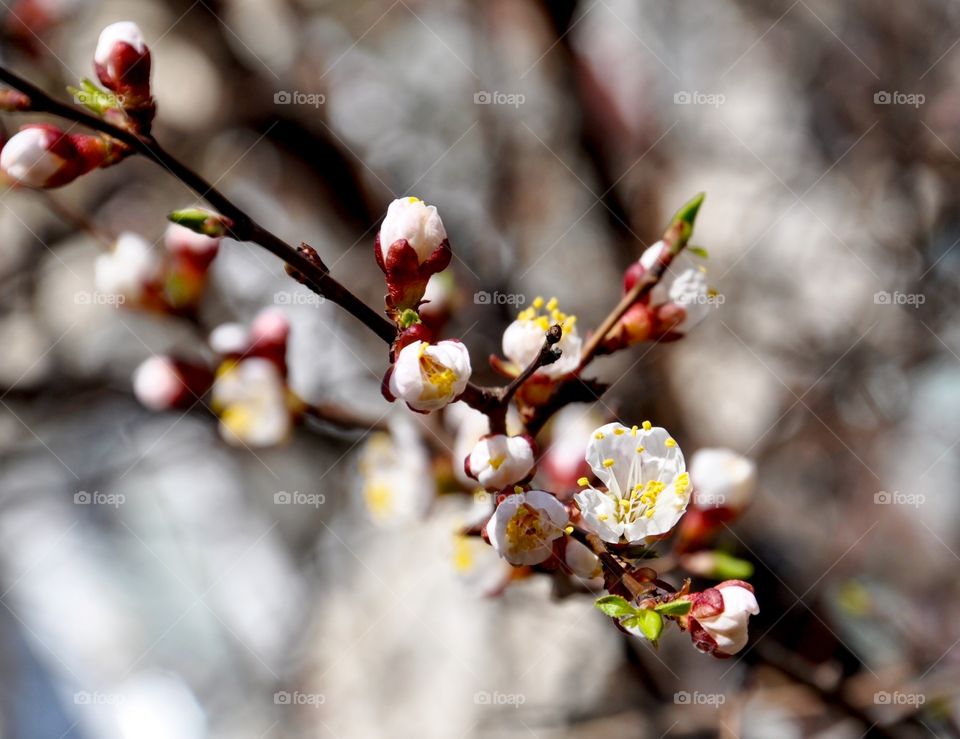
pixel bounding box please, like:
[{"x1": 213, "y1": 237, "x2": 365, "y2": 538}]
[
  {"x1": 595, "y1": 595, "x2": 636, "y2": 618},
  {"x1": 710, "y1": 552, "x2": 754, "y2": 581},
  {"x1": 398, "y1": 309, "x2": 421, "y2": 328},
  {"x1": 68, "y1": 79, "x2": 123, "y2": 115},
  {"x1": 654, "y1": 600, "x2": 692, "y2": 617},
  {"x1": 687, "y1": 246, "x2": 709, "y2": 259},
  {"x1": 622, "y1": 609, "x2": 664, "y2": 642}
]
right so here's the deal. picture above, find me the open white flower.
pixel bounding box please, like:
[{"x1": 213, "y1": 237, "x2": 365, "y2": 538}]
[
  {"x1": 695, "y1": 582, "x2": 759, "y2": 655},
  {"x1": 639, "y1": 241, "x2": 712, "y2": 333},
  {"x1": 358, "y1": 421, "x2": 434, "y2": 528},
  {"x1": 466, "y1": 434, "x2": 535, "y2": 489},
  {"x1": 574, "y1": 421, "x2": 691, "y2": 544},
  {"x1": 379, "y1": 196, "x2": 446, "y2": 263},
  {"x1": 388, "y1": 339, "x2": 471, "y2": 412},
  {"x1": 502, "y1": 296, "x2": 581, "y2": 378},
  {"x1": 212, "y1": 357, "x2": 292, "y2": 447},
  {"x1": 485, "y1": 490, "x2": 568, "y2": 566},
  {"x1": 690, "y1": 448, "x2": 756, "y2": 511},
  {"x1": 94, "y1": 232, "x2": 162, "y2": 301}
]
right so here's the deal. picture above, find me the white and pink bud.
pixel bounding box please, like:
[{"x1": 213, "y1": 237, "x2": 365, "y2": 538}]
[
  {"x1": 375, "y1": 197, "x2": 451, "y2": 312},
  {"x1": 249, "y1": 307, "x2": 290, "y2": 374},
  {"x1": 132, "y1": 355, "x2": 213, "y2": 410},
  {"x1": 164, "y1": 221, "x2": 220, "y2": 268},
  {"x1": 1, "y1": 124, "x2": 111, "y2": 188},
  {"x1": 94, "y1": 21, "x2": 151, "y2": 107},
  {"x1": 209, "y1": 322, "x2": 251, "y2": 357},
  {"x1": 687, "y1": 580, "x2": 759, "y2": 657},
  {"x1": 385, "y1": 339, "x2": 471, "y2": 413},
  {"x1": 465, "y1": 434, "x2": 536, "y2": 489},
  {"x1": 94, "y1": 231, "x2": 162, "y2": 302},
  {"x1": 484, "y1": 490, "x2": 568, "y2": 566},
  {"x1": 562, "y1": 538, "x2": 602, "y2": 579}
]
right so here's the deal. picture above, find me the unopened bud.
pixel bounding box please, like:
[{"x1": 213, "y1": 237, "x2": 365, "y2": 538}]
[
  {"x1": 0, "y1": 124, "x2": 114, "y2": 188},
  {"x1": 94, "y1": 21, "x2": 151, "y2": 107}
]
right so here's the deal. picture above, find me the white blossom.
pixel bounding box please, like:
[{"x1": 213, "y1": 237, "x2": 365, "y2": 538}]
[
  {"x1": 467, "y1": 434, "x2": 535, "y2": 489},
  {"x1": 639, "y1": 241, "x2": 712, "y2": 333},
  {"x1": 358, "y1": 420, "x2": 434, "y2": 527},
  {"x1": 389, "y1": 340, "x2": 471, "y2": 412},
  {"x1": 94, "y1": 232, "x2": 162, "y2": 301},
  {"x1": 485, "y1": 490, "x2": 568, "y2": 566},
  {"x1": 212, "y1": 357, "x2": 292, "y2": 447},
  {"x1": 378, "y1": 197, "x2": 446, "y2": 263},
  {"x1": 501, "y1": 296, "x2": 581, "y2": 378},
  {"x1": 690, "y1": 448, "x2": 756, "y2": 511},
  {"x1": 564, "y1": 539, "x2": 601, "y2": 579},
  {"x1": 574, "y1": 421, "x2": 691, "y2": 544}
]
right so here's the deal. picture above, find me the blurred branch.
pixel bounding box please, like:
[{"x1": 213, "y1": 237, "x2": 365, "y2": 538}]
[{"x1": 0, "y1": 66, "x2": 397, "y2": 345}]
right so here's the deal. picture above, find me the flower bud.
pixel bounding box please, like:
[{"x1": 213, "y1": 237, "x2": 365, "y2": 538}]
[
  {"x1": 375, "y1": 197, "x2": 451, "y2": 312},
  {"x1": 164, "y1": 222, "x2": 220, "y2": 268},
  {"x1": 0, "y1": 124, "x2": 111, "y2": 188},
  {"x1": 687, "y1": 580, "x2": 758, "y2": 657},
  {"x1": 249, "y1": 307, "x2": 290, "y2": 375},
  {"x1": 209, "y1": 323, "x2": 251, "y2": 357},
  {"x1": 562, "y1": 538, "x2": 601, "y2": 579},
  {"x1": 132, "y1": 355, "x2": 213, "y2": 410},
  {"x1": 385, "y1": 339, "x2": 471, "y2": 412},
  {"x1": 691, "y1": 448, "x2": 756, "y2": 513},
  {"x1": 466, "y1": 434, "x2": 536, "y2": 489},
  {"x1": 484, "y1": 490, "x2": 568, "y2": 566},
  {"x1": 94, "y1": 21, "x2": 151, "y2": 106}
]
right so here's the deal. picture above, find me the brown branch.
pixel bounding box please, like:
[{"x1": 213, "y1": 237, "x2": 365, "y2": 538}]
[{"x1": 0, "y1": 66, "x2": 397, "y2": 344}]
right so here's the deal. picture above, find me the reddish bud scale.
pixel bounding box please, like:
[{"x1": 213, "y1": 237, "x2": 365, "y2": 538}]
[
  {"x1": 95, "y1": 43, "x2": 152, "y2": 106},
  {"x1": 392, "y1": 322, "x2": 434, "y2": 360},
  {"x1": 374, "y1": 233, "x2": 452, "y2": 313}
]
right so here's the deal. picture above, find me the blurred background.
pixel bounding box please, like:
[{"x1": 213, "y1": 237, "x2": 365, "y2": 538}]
[{"x1": 1, "y1": 0, "x2": 959, "y2": 737}]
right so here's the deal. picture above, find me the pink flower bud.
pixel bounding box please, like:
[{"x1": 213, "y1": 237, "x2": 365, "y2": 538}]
[
  {"x1": 94, "y1": 21, "x2": 151, "y2": 105},
  {"x1": 164, "y1": 222, "x2": 220, "y2": 267},
  {"x1": 688, "y1": 580, "x2": 759, "y2": 657},
  {"x1": 0, "y1": 124, "x2": 109, "y2": 188},
  {"x1": 132, "y1": 355, "x2": 212, "y2": 410}
]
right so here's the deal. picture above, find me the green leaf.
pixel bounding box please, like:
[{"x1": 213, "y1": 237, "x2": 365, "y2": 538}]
[
  {"x1": 68, "y1": 79, "x2": 123, "y2": 116},
  {"x1": 710, "y1": 551, "x2": 754, "y2": 581},
  {"x1": 594, "y1": 595, "x2": 636, "y2": 618},
  {"x1": 687, "y1": 246, "x2": 709, "y2": 259},
  {"x1": 622, "y1": 609, "x2": 664, "y2": 642},
  {"x1": 654, "y1": 600, "x2": 692, "y2": 617}
]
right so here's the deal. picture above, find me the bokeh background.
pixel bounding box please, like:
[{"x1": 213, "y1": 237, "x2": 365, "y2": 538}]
[{"x1": 1, "y1": 0, "x2": 959, "y2": 737}]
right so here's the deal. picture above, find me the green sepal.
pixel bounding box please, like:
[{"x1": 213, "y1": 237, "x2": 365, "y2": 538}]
[{"x1": 594, "y1": 595, "x2": 637, "y2": 618}]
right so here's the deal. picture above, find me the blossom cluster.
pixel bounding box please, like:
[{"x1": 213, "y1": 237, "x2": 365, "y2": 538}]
[{"x1": 0, "y1": 20, "x2": 761, "y2": 661}]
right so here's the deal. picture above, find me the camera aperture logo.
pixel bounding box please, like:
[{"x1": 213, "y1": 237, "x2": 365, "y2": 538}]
[
  {"x1": 274, "y1": 90, "x2": 326, "y2": 108},
  {"x1": 474, "y1": 91, "x2": 525, "y2": 109},
  {"x1": 274, "y1": 490, "x2": 326, "y2": 508},
  {"x1": 75, "y1": 490, "x2": 125, "y2": 508}
]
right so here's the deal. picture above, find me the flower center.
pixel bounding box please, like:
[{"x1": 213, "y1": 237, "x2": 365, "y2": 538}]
[
  {"x1": 418, "y1": 344, "x2": 457, "y2": 396},
  {"x1": 516, "y1": 296, "x2": 577, "y2": 335},
  {"x1": 505, "y1": 503, "x2": 556, "y2": 555}
]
